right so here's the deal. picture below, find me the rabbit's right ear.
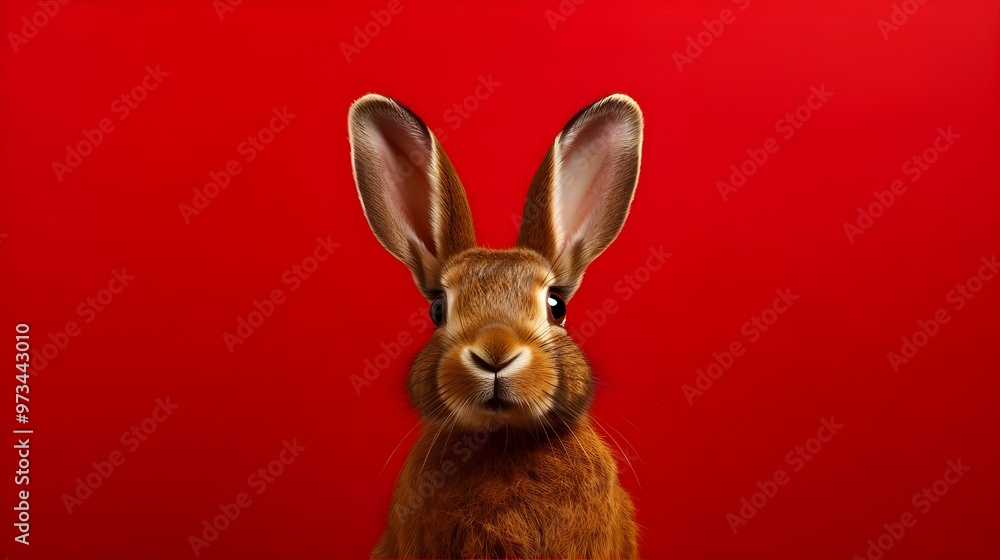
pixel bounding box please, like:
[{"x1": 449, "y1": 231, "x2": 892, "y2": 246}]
[{"x1": 348, "y1": 94, "x2": 477, "y2": 297}]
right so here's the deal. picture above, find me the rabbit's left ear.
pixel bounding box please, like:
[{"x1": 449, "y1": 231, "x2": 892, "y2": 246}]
[
  {"x1": 349, "y1": 94, "x2": 477, "y2": 297},
  {"x1": 517, "y1": 94, "x2": 643, "y2": 299}
]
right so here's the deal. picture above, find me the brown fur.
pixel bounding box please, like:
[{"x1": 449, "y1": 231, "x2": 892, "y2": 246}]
[
  {"x1": 348, "y1": 93, "x2": 644, "y2": 559},
  {"x1": 373, "y1": 416, "x2": 636, "y2": 558}
]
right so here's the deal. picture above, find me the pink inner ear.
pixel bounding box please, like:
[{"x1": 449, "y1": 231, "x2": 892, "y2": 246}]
[
  {"x1": 370, "y1": 114, "x2": 437, "y2": 257},
  {"x1": 556, "y1": 119, "x2": 622, "y2": 250}
]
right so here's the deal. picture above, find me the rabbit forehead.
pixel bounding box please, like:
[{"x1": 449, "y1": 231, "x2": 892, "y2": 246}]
[{"x1": 441, "y1": 248, "x2": 552, "y2": 315}]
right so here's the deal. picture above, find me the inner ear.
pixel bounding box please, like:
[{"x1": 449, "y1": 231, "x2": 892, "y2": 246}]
[
  {"x1": 556, "y1": 120, "x2": 623, "y2": 252},
  {"x1": 516, "y1": 94, "x2": 643, "y2": 299},
  {"x1": 370, "y1": 113, "x2": 436, "y2": 257},
  {"x1": 549, "y1": 105, "x2": 639, "y2": 285},
  {"x1": 349, "y1": 94, "x2": 478, "y2": 297}
]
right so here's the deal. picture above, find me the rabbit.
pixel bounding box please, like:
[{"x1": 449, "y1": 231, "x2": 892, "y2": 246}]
[{"x1": 348, "y1": 92, "x2": 643, "y2": 559}]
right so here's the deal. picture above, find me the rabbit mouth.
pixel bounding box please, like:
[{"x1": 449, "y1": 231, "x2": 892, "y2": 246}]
[
  {"x1": 483, "y1": 396, "x2": 511, "y2": 411},
  {"x1": 468, "y1": 351, "x2": 531, "y2": 413},
  {"x1": 481, "y1": 368, "x2": 515, "y2": 411},
  {"x1": 436, "y1": 342, "x2": 559, "y2": 429}
]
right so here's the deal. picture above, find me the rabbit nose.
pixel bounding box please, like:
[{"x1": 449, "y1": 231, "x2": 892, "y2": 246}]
[
  {"x1": 469, "y1": 351, "x2": 519, "y2": 374},
  {"x1": 466, "y1": 323, "x2": 521, "y2": 374}
]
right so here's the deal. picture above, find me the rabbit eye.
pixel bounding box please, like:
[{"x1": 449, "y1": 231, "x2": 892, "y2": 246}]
[
  {"x1": 430, "y1": 293, "x2": 446, "y2": 326},
  {"x1": 547, "y1": 291, "x2": 566, "y2": 324}
]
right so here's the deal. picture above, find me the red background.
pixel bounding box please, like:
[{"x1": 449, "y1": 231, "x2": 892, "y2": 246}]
[{"x1": 2, "y1": 1, "x2": 999, "y2": 558}]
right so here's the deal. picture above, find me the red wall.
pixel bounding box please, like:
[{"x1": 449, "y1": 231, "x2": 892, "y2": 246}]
[{"x1": 2, "y1": 1, "x2": 999, "y2": 558}]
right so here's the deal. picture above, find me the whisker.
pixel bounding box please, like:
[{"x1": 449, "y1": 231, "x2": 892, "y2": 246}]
[
  {"x1": 604, "y1": 420, "x2": 641, "y2": 465},
  {"x1": 563, "y1": 416, "x2": 594, "y2": 466},
  {"x1": 615, "y1": 411, "x2": 641, "y2": 432},
  {"x1": 418, "y1": 419, "x2": 447, "y2": 481},
  {"x1": 540, "y1": 410, "x2": 571, "y2": 462},
  {"x1": 592, "y1": 416, "x2": 641, "y2": 490},
  {"x1": 378, "y1": 420, "x2": 421, "y2": 482},
  {"x1": 438, "y1": 408, "x2": 464, "y2": 463}
]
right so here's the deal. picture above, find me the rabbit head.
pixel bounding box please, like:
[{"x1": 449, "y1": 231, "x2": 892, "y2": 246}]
[{"x1": 349, "y1": 93, "x2": 642, "y2": 432}]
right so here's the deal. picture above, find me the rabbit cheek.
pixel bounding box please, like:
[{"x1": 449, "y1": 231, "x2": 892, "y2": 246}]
[
  {"x1": 435, "y1": 348, "x2": 489, "y2": 419},
  {"x1": 405, "y1": 340, "x2": 450, "y2": 419},
  {"x1": 505, "y1": 352, "x2": 558, "y2": 416}
]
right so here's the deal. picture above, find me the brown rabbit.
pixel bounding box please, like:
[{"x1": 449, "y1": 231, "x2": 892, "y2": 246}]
[{"x1": 348, "y1": 92, "x2": 643, "y2": 559}]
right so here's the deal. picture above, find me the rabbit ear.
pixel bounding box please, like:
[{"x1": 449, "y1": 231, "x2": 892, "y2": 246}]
[
  {"x1": 349, "y1": 94, "x2": 477, "y2": 296},
  {"x1": 517, "y1": 94, "x2": 643, "y2": 299}
]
